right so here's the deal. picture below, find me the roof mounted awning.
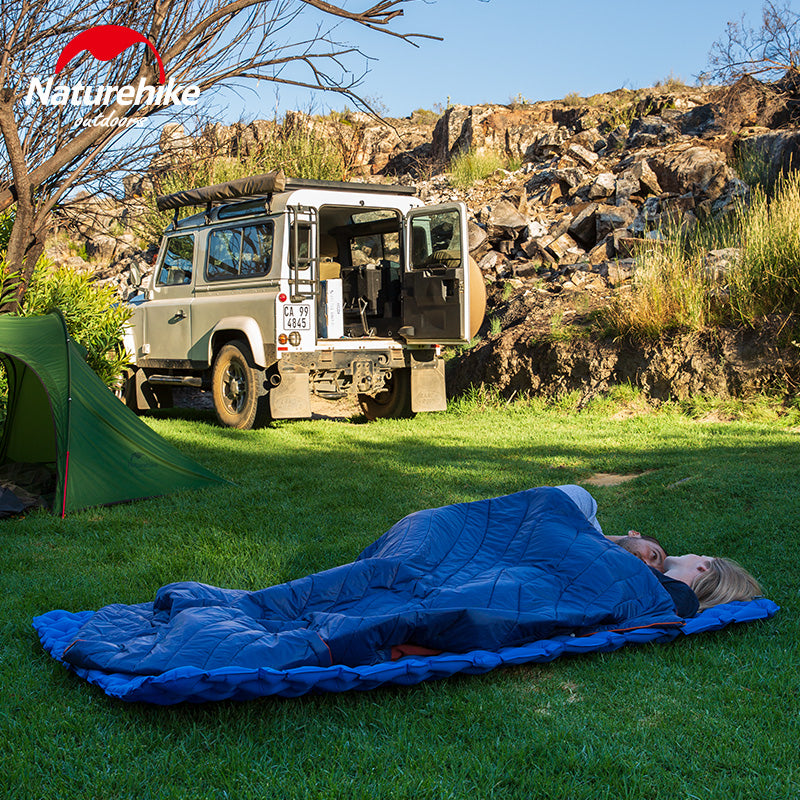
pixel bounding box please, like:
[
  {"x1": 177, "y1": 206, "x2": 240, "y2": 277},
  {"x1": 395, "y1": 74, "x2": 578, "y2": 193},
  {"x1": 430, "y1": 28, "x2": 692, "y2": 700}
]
[
  {"x1": 155, "y1": 169, "x2": 418, "y2": 212},
  {"x1": 155, "y1": 170, "x2": 287, "y2": 212}
]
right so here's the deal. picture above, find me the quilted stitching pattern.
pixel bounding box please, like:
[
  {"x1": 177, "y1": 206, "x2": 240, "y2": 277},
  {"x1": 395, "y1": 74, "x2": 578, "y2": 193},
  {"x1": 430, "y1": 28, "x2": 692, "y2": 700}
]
[{"x1": 33, "y1": 488, "x2": 779, "y2": 703}]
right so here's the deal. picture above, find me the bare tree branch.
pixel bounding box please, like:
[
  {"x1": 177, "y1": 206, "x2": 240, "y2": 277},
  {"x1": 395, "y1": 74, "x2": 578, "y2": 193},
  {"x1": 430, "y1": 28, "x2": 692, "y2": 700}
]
[
  {"x1": 299, "y1": 0, "x2": 441, "y2": 43},
  {"x1": 707, "y1": 0, "x2": 800, "y2": 83},
  {"x1": 0, "y1": 0, "x2": 439, "y2": 309}
]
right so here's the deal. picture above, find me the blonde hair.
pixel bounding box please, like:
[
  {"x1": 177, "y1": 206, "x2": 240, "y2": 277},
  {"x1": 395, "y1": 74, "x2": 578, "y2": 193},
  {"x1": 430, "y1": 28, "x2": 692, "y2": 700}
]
[{"x1": 693, "y1": 557, "x2": 762, "y2": 611}]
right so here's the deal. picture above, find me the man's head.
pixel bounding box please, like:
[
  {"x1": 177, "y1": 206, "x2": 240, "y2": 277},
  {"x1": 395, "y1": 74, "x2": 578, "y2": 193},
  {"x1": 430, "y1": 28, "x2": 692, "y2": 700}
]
[{"x1": 615, "y1": 534, "x2": 667, "y2": 571}]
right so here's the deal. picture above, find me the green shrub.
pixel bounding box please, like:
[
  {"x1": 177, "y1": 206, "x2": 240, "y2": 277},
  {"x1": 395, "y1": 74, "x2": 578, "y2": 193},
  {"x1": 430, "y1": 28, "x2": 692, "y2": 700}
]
[
  {"x1": 0, "y1": 210, "x2": 14, "y2": 252},
  {"x1": 0, "y1": 256, "x2": 130, "y2": 422},
  {"x1": 561, "y1": 92, "x2": 584, "y2": 107},
  {"x1": 1, "y1": 213, "x2": 129, "y2": 417},
  {"x1": 410, "y1": 108, "x2": 439, "y2": 124},
  {"x1": 21, "y1": 261, "x2": 131, "y2": 388},
  {"x1": 0, "y1": 257, "x2": 21, "y2": 308}
]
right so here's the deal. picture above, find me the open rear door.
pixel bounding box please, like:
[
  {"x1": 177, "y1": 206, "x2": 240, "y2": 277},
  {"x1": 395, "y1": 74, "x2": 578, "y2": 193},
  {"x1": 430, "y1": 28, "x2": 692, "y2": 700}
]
[{"x1": 402, "y1": 203, "x2": 470, "y2": 345}]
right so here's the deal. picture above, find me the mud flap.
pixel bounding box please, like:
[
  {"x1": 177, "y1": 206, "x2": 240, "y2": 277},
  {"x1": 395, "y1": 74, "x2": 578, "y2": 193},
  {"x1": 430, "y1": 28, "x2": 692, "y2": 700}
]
[
  {"x1": 125, "y1": 369, "x2": 173, "y2": 411},
  {"x1": 410, "y1": 351, "x2": 446, "y2": 412},
  {"x1": 269, "y1": 368, "x2": 312, "y2": 419}
]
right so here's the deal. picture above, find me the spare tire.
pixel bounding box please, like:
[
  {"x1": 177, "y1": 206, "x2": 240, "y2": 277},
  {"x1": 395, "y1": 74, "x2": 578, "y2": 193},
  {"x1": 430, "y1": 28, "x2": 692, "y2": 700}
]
[
  {"x1": 358, "y1": 368, "x2": 413, "y2": 420},
  {"x1": 468, "y1": 255, "x2": 487, "y2": 339}
]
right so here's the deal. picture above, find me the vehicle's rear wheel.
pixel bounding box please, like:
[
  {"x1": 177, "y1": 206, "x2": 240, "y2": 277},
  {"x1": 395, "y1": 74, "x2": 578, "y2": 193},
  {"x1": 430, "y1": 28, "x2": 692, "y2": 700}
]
[
  {"x1": 211, "y1": 341, "x2": 270, "y2": 429},
  {"x1": 358, "y1": 368, "x2": 413, "y2": 420}
]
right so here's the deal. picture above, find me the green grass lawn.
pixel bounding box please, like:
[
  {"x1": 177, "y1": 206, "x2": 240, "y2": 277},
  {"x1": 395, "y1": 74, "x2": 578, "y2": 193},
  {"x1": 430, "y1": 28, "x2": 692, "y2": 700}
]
[{"x1": 2, "y1": 398, "x2": 799, "y2": 799}]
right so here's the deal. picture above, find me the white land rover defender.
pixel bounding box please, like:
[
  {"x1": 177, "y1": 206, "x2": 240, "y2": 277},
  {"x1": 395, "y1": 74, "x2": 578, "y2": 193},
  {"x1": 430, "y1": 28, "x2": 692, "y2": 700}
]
[{"x1": 123, "y1": 171, "x2": 486, "y2": 428}]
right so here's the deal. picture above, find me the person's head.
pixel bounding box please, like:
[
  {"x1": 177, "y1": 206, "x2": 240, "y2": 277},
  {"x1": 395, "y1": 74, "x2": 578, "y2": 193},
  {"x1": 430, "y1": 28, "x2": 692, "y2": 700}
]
[
  {"x1": 664, "y1": 554, "x2": 762, "y2": 610},
  {"x1": 616, "y1": 534, "x2": 667, "y2": 571}
]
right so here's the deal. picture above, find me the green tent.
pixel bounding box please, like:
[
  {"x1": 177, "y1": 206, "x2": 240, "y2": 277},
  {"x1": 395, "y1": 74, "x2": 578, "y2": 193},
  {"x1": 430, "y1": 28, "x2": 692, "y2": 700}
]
[{"x1": 0, "y1": 312, "x2": 224, "y2": 516}]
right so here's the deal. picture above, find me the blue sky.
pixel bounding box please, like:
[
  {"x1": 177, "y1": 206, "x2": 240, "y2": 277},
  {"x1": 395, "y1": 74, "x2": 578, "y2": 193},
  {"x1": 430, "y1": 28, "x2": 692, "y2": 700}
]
[{"x1": 221, "y1": 0, "x2": 771, "y2": 120}]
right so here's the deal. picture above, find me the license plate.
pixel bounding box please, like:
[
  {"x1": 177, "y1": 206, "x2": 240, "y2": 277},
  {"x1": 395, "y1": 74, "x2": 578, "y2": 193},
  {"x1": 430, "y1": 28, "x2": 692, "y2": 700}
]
[{"x1": 283, "y1": 303, "x2": 311, "y2": 330}]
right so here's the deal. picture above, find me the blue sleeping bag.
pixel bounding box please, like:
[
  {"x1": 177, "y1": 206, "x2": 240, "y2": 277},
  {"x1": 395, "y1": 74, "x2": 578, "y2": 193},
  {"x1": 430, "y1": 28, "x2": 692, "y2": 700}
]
[{"x1": 34, "y1": 487, "x2": 778, "y2": 703}]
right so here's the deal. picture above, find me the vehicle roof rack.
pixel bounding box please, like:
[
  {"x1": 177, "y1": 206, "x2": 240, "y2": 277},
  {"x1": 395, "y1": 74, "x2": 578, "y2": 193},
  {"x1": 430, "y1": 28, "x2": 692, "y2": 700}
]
[
  {"x1": 282, "y1": 177, "x2": 417, "y2": 196},
  {"x1": 155, "y1": 169, "x2": 417, "y2": 213}
]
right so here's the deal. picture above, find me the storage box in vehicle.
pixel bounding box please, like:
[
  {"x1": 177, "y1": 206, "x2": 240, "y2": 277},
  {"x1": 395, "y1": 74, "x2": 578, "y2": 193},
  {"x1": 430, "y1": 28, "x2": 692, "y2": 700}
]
[{"x1": 318, "y1": 278, "x2": 344, "y2": 339}]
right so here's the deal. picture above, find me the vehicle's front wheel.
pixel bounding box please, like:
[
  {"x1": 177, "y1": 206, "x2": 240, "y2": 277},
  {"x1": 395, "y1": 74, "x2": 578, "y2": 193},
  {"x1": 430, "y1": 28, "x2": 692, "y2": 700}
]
[
  {"x1": 211, "y1": 341, "x2": 270, "y2": 429},
  {"x1": 358, "y1": 368, "x2": 413, "y2": 420}
]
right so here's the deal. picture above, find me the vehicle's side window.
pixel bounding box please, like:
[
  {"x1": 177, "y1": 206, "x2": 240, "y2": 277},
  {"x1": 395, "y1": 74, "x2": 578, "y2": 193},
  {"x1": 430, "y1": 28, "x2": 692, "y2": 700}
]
[
  {"x1": 241, "y1": 225, "x2": 274, "y2": 276},
  {"x1": 351, "y1": 233, "x2": 382, "y2": 266},
  {"x1": 383, "y1": 231, "x2": 400, "y2": 262},
  {"x1": 208, "y1": 229, "x2": 240, "y2": 280},
  {"x1": 207, "y1": 223, "x2": 273, "y2": 281},
  {"x1": 350, "y1": 231, "x2": 400, "y2": 266},
  {"x1": 157, "y1": 234, "x2": 194, "y2": 286},
  {"x1": 409, "y1": 210, "x2": 462, "y2": 269}
]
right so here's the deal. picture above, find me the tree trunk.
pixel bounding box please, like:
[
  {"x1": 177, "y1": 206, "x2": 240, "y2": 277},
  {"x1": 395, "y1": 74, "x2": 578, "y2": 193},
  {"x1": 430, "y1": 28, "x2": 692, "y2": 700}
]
[
  {"x1": 0, "y1": 93, "x2": 44, "y2": 313},
  {"x1": 0, "y1": 207, "x2": 44, "y2": 314}
]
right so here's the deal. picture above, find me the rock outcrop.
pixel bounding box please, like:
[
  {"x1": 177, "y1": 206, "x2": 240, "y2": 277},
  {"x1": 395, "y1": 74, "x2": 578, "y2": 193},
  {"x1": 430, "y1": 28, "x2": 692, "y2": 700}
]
[
  {"x1": 47, "y1": 75, "x2": 800, "y2": 401},
  {"x1": 447, "y1": 322, "x2": 800, "y2": 404}
]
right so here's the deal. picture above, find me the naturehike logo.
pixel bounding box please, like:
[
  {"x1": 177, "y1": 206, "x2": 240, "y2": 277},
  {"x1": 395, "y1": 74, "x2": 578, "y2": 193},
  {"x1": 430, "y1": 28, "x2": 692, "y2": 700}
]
[
  {"x1": 129, "y1": 451, "x2": 155, "y2": 475},
  {"x1": 26, "y1": 24, "x2": 201, "y2": 121},
  {"x1": 55, "y1": 25, "x2": 166, "y2": 84}
]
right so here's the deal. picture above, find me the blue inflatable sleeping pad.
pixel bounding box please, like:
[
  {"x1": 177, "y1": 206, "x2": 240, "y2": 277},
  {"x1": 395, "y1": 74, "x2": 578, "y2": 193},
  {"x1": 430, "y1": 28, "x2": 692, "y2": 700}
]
[{"x1": 33, "y1": 488, "x2": 778, "y2": 704}]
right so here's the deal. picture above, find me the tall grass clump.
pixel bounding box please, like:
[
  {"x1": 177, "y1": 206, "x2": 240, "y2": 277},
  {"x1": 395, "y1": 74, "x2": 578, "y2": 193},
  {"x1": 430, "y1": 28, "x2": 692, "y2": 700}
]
[
  {"x1": 604, "y1": 170, "x2": 800, "y2": 338},
  {"x1": 602, "y1": 233, "x2": 718, "y2": 338},
  {"x1": 654, "y1": 72, "x2": 688, "y2": 91},
  {"x1": 449, "y1": 149, "x2": 516, "y2": 189},
  {"x1": 732, "y1": 139, "x2": 778, "y2": 196},
  {"x1": 728, "y1": 170, "x2": 800, "y2": 324},
  {"x1": 140, "y1": 116, "x2": 354, "y2": 242}
]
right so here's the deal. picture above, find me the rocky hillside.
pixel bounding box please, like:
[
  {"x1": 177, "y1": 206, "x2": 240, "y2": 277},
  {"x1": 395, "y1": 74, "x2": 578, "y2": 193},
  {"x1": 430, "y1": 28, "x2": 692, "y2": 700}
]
[{"x1": 50, "y1": 75, "x2": 800, "y2": 402}]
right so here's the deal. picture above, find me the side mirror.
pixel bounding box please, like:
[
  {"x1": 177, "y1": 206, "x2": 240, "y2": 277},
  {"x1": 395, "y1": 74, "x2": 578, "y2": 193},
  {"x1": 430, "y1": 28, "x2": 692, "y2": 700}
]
[{"x1": 129, "y1": 262, "x2": 143, "y2": 287}]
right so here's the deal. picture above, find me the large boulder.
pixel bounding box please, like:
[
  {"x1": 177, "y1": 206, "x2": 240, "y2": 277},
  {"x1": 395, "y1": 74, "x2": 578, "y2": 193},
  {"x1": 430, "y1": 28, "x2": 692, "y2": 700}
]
[
  {"x1": 588, "y1": 172, "x2": 615, "y2": 200},
  {"x1": 627, "y1": 116, "x2": 680, "y2": 148},
  {"x1": 567, "y1": 203, "x2": 600, "y2": 248},
  {"x1": 736, "y1": 130, "x2": 800, "y2": 185},
  {"x1": 480, "y1": 200, "x2": 528, "y2": 241},
  {"x1": 468, "y1": 220, "x2": 490, "y2": 257},
  {"x1": 85, "y1": 232, "x2": 137, "y2": 263},
  {"x1": 596, "y1": 202, "x2": 637, "y2": 240},
  {"x1": 677, "y1": 104, "x2": 726, "y2": 137},
  {"x1": 650, "y1": 143, "x2": 734, "y2": 201},
  {"x1": 432, "y1": 105, "x2": 490, "y2": 163},
  {"x1": 508, "y1": 124, "x2": 569, "y2": 162}
]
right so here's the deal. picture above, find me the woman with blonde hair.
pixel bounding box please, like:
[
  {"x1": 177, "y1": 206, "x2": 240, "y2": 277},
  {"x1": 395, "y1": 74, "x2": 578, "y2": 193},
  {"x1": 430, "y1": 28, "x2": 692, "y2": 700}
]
[{"x1": 664, "y1": 555, "x2": 762, "y2": 611}]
